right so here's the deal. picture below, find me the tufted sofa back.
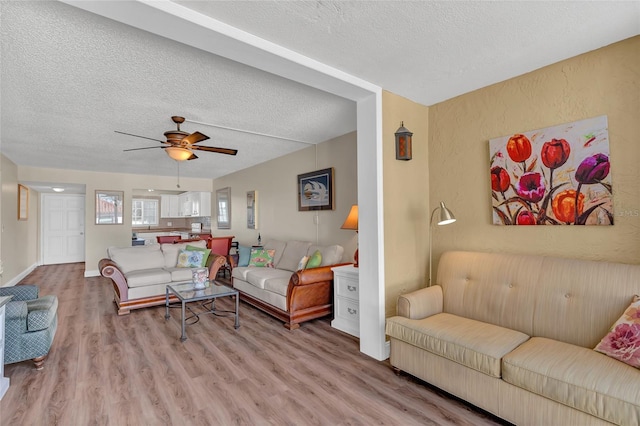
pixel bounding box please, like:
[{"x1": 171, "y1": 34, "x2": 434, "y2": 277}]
[{"x1": 437, "y1": 251, "x2": 640, "y2": 348}]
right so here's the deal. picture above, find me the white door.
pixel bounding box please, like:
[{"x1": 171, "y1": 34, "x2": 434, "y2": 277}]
[{"x1": 42, "y1": 194, "x2": 85, "y2": 265}]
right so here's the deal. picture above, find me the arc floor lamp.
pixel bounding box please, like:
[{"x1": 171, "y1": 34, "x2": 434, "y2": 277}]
[{"x1": 429, "y1": 201, "x2": 456, "y2": 286}]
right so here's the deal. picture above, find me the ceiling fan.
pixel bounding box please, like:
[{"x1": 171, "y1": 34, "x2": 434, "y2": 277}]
[{"x1": 116, "y1": 116, "x2": 238, "y2": 161}]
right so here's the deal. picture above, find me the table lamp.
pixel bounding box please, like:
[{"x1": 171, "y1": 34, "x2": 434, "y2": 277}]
[{"x1": 341, "y1": 205, "x2": 359, "y2": 267}]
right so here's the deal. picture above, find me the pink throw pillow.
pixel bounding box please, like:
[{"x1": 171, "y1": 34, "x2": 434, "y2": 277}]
[{"x1": 594, "y1": 295, "x2": 640, "y2": 368}]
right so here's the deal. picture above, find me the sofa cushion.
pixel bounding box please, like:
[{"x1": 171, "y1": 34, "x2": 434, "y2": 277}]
[
  {"x1": 167, "y1": 267, "x2": 196, "y2": 282},
  {"x1": 276, "y1": 241, "x2": 312, "y2": 271},
  {"x1": 245, "y1": 268, "x2": 292, "y2": 289},
  {"x1": 308, "y1": 244, "x2": 344, "y2": 266},
  {"x1": 297, "y1": 256, "x2": 309, "y2": 271},
  {"x1": 594, "y1": 295, "x2": 640, "y2": 368},
  {"x1": 161, "y1": 240, "x2": 207, "y2": 268},
  {"x1": 385, "y1": 312, "x2": 529, "y2": 378},
  {"x1": 186, "y1": 245, "x2": 211, "y2": 267},
  {"x1": 264, "y1": 240, "x2": 287, "y2": 267},
  {"x1": 238, "y1": 245, "x2": 251, "y2": 267},
  {"x1": 231, "y1": 266, "x2": 251, "y2": 281},
  {"x1": 264, "y1": 276, "x2": 291, "y2": 297},
  {"x1": 177, "y1": 250, "x2": 206, "y2": 268},
  {"x1": 249, "y1": 248, "x2": 275, "y2": 267},
  {"x1": 108, "y1": 244, "x2": 165, "y2": 274},
  {"x1": 503, "y1": 337, "x2": 640, "y2": 426},
  {"x1": 125, "y1": 268, "x2": 172, "y2": 288},
  {"x1": 306, "y1": 250, "x2": 322, "y2": 269}
]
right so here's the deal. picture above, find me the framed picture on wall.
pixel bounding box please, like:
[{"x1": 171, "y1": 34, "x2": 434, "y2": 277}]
[
  {"x1": 18, "y1": 184, "x2": 28, "y2": 221},
  {"x1": 247, "y1": 190, "x2": 257, "y2": 229},
  {"x1": 297, "y1": 167, "x2": 334, "y2": 211}
]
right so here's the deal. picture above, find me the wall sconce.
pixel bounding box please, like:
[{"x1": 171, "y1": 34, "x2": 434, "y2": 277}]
[
  {"x1": 395, "y1": 121, "x2": 413, "y2": 161},
  {"x1": 428, "y1": 201, "x2": 456, "y2": 286}
]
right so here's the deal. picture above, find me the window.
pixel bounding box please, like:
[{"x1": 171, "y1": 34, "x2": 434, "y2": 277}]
[{"x1": 132, "y1": 199, "x2": 159, "y2": 226}]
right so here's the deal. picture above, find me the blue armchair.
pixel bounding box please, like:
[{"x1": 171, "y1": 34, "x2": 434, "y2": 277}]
[{"x1": 0, "y1": 285, "x2": 58, "y2": 370}]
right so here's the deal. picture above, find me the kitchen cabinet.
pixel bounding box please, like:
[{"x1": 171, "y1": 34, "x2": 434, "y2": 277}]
[
  {"x1": 161, "y1": 192, "x2": 211, "y2": 218},
  {"x1": 199, "y1": 192, "x2": 211, "y2": 217},
  {"x1": 160, "y1": 195, "x2": 180, "y2": 218}
]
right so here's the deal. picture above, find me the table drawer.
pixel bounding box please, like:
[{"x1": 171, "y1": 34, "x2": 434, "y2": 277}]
[
  {"x1": 335, "y1": 276, "x2": 359, "y2": 299},
  {"x1": 335, "y1": 296, "x2": 359, "y2": 322}
]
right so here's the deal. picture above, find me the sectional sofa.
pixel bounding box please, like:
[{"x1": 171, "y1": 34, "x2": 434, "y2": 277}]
[{"x1": 386, "y1": 250, "x2": 640, "y2": 426}]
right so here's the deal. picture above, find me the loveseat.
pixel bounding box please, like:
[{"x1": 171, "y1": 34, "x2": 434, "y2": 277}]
[
  {"x1": 386, "y1": 251, "x2": 640, "y2": 426},
  {"x1": 231, "y1": 239, "x2": 346, "y2": 329},
  {"x1": 99, "y1": 240, "x2": 226, "y2": 315}
]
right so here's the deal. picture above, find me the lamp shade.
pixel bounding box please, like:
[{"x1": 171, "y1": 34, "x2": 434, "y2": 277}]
[
  {"x1": 435, "y1": 201, "x2": 456, "y2": 225},
  {"x1": 166, "y1": 146, "x2": 193, "y2": 161},
  {"x1": 429, "y1": 201, "x2": 456, "y2": 286},
  {"x1": 341, "y1": 205, "x2": 358, "y2": 230}
]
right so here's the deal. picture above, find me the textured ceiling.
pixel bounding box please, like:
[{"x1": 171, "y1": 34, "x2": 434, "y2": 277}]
[{"x1": 1, "y1": 1, "x2": 639, "y2": 188}]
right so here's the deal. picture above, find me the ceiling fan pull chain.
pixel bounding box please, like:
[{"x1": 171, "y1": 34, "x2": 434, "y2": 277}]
[{"x1": 176, "y1": 161, "x2": 181, "y2": 188}]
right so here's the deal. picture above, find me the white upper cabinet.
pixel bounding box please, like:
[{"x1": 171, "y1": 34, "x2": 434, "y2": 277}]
[
  {"x1": 160, "y1": 195, "x2": 180, "y2": 218},
  {"x1": 161, "y1": 192, "x2": 211, "y2": 218}
]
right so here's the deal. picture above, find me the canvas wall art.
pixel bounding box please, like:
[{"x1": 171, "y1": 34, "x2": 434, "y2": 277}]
[{"x1": 489, "y1": 115, "x2": 613, "y2": 225}]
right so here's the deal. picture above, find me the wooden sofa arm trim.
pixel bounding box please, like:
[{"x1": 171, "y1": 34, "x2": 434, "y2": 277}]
[
  {"x1": 290, "y1": 263, "x2": 350, "y2": 286},
  {"x1": 99, "y1": 258, "x2": 129, "y2": 302},
  {"x1": 207, "y1": 254, "x2": 227, "y2": 278}
]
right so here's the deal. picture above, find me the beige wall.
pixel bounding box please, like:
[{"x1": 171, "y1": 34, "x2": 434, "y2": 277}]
[
  {"x1": 428, "y1": 36, "x2": 640, "y2": 284},
  {"x1": 1, "y1": 155, "x2": 39, "y2": 285},
  {"x1": 382, "y1": 91, "x2": 430, "y2": 317},
  {"x1": 213, "y1": 132, "x2": 358, "y2": 261},
  {"x1": 17, "y1": 165, "x2": 214, "y2": 276}
]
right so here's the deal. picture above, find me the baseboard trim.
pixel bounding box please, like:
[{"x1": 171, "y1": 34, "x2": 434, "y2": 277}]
[
  {"x1": 84, "y1": 269, "x2": 100, "y2": 278},
  {"x1": 2, "y1": 263, "x2": 38, "y2": 287}
]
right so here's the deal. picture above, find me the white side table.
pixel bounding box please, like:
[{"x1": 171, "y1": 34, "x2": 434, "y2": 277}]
[
  {"x1": 0, "y1": 295, "x2": 12, "y2": 400},
  {"x1": 331, "y1": 265, "x2": 359, "y2": 337}
]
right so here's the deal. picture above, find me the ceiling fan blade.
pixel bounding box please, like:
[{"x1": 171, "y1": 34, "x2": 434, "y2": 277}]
[
  {"x1": 191, "y1": 145, "x2": 238, "y2": 156},
  {"x1": 182, "y1": 131, "x2": 209, "y2": 145},
  {"x1": 123, "y1": 146, "x2": 165, "y2": 152},
  {"x1": 115, "y1": 130, "x2": 165, "y2": 143},
  {"x1": 187, "y1": 153, "x2": 198, "y2": 160}
]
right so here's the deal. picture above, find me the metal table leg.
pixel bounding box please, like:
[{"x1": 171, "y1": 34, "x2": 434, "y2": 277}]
[
  {"x1": 165, "y1": 287, "x2": 170, "y2": 320},
  {"x1": 180, "y1": 300, "x2": 187, "y2": 341},
  {"x1": 234, "y1": 293, "x2": 240, "y2": 329}
]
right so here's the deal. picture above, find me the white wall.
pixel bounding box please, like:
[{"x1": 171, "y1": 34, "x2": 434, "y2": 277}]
[{"x1": 213, "y1": 132, "x2": 358, "y2": 261}]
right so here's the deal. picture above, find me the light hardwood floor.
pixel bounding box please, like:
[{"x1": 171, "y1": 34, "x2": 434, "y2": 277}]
[{"x1": 0, "y1": 263, "x2": 509, "y2": 425}]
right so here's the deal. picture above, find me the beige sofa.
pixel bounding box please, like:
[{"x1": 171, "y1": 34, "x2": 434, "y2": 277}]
[
  {"x1": 386, "y1": 251, "x2": 640, "y2": 426},
  {"x1": 99, "y1": 240, "x2": 226, "y2": 315},
  {"x1": 231, "y1": 240, "x2": 346, "y2": 329}
]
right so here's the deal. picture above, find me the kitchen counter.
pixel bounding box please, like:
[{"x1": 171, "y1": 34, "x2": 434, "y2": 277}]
[{"x1": 133, "y1": 228, "x2": 212, "y2": 235}]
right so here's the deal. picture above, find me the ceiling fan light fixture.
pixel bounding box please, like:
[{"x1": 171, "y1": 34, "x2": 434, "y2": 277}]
[{"x1": 165, "y1": 146, "x2": 193, "y2": 161}]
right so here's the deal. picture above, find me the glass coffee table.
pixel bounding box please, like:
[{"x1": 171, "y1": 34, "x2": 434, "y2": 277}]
[{"x1": 165, "y1": 280, "x2": 240, "y2": 341}]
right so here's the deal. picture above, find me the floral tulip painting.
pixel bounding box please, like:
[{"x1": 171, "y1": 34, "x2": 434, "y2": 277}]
[{"x1": 489, "y1": 115, "x2": 613, "y2": 225}]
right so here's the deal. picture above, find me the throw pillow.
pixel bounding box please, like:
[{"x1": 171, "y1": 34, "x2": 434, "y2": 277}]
[
  {"x1": 305, "y1": 250, "x2": 322, "y2": 269},
  {"x1": 249, "y1": 248, "x2": 275, "y2": 268},
  {"x1": 176, "y1": 250, "x2": 205, "y2": 268},
  {"x1": 594, "y1": 295, "x2": 640, "y2": 368},
  {"x1": 238, "y1": 245, "x2": 251, "y2": 267},
  {"x1": 297, "y1": 256, "x2": 309, "y2": 271},
  {"x1": 186, "y1": 245, "x2": 211, "y2": 267}
]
